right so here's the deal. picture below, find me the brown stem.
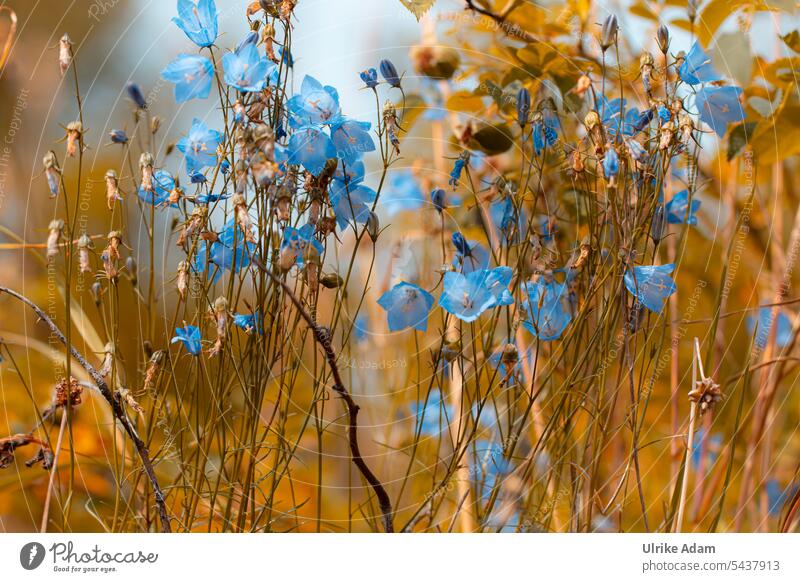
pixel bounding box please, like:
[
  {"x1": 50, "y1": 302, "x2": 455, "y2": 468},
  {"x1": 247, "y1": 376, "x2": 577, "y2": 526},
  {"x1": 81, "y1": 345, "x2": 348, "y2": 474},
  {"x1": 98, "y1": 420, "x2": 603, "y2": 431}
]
[
  {"x1": 0, "y1": 285, "x2": 171, "y2": 532},
  {"x1": 254, "y1": 259, "x2": 394, "y2": 532},
  {"x1": 464, "y1": 0, "x2": 538, "y2": 44}
]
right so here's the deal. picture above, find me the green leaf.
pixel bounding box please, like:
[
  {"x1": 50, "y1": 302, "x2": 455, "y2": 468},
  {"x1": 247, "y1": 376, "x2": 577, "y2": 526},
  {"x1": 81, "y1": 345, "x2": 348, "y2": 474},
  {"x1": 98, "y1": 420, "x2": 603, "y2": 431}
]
[
  {"x1": 727, "y1": 122, "x2": 757, "y2": 161},
  {"x1": 399, "y1": 0, "x2": 436, "y2": 20}
]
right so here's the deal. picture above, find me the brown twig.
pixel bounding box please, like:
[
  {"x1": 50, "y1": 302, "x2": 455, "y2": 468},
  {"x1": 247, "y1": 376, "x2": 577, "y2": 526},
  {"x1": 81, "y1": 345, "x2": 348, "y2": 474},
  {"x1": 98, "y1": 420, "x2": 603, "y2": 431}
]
[
  {"x1": 464, "y1": 0, "x2": 538, "y2": 44},
  {"x1": 253, "y1": 259, "x2": 394, "y2": 532},
  {"x1": 0, "y1": 285, "x2": 171, "y2": 532}
]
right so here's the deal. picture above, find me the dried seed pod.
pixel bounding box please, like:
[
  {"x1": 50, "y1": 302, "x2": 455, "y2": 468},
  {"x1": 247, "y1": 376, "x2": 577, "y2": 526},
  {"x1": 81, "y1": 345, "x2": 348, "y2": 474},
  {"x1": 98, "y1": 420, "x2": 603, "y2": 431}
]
[
  {"x1": 54, "y1": 377, "x2": 82, "y2": 408},
  {"x1": 150, "y1": 115, "x2": 162, "y2": 135},
  {"x1": 234, "y1": 160, "x2": 249, "y2": 193},
  {"x1": 383, "y1": 101, "x2": 401, "y2": 155},
  {"x1": 600, "y1": 14, "x2": 618, "y2": 52},
  {"x1": 65, "y1": 121, "x2": 83, "y2": 158},
  {"x1": 176, "y1": 260, "x2": 189, "y2": 300},
  {"x1": 320, "y1": 273, "x2": 344, "y2": 289},
  {"x1": 656, "y1": 24, "x2": 670, "y2": 54},
  {"x1": 46, "y1": 219, "x2": 64, "y2": 259},
  {"x1": 208, "y1": 296, "x2": 229, "y2": 357},
  {"x1": 105, "y1": 169, "x2": 123, "y2": 209},
  {"x1": 99, "y1": 342, "x2": 115, "y2": 378},
  {"x1": 366, "y1": 211, "x2": 380, "y2": 242},
  {"x1": 77, "y1": 234, "x2": 93, "y2": 273},
  {"x1": 102, "y1": 231, "x2": 122, "y2": 280},
  {"x1": 143, "y1": 350, "x2": 165, "y2": 393},
  {"x1": 640, "y1": 52, "x2": 655, "y2": 95},
  {"x1": 688, "y1": 377, "x2": 723, "y2": 415},
  {"x1": 139, "y1": 152, "x2": 155, "y2": 193},
  {"x1": 177, "y1": 206, "x2": 207, "y2": 249},
  {"x1": 233, "y1": 194, "x2": 257, "y2": 243},
  {"x1": 43, "y1": 151, "x2": 62, "y2": 198},
  {"x1": 58, "y1": 33, "x2": 72, "y2": 74},
  {"x1": 273, "y1": 184, "x2": 293, "y2": 221}
]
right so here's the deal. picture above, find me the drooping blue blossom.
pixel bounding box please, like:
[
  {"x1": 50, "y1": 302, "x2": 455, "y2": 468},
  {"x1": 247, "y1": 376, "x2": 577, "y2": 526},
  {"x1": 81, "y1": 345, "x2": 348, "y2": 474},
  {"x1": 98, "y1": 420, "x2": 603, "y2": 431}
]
[
  {"x1": 517, "y1": 87, "x2": 531, "y2": 127},
  {"x1": 138, "y1": 170, "x2": 175, "y2": 206},
  {"x1": 220, "y1": 159, "x2": 230, "y2": 174},
  {"x1": 679, "y1": 41, "x2": 722, "y2": 85},
  {"x1": 603, "y1": 146, "x2": 619, "y2": 180},
  {"x1": 449, "y1": 153, "x2": 469, "y2": 188},
  {"x1": 233, "y1": 312, "x2": 263, "y2": 335},
  {"x1": 126, "y1": 82, "x2": 147, "y2": 109},
  {"x1": 532, "y1": 111, "x2": 558, "y2": 155},
  {"x1": 329, "y1": 180, "x2": 377, "y2": 229},
  {"x1": 696, "y1": 85, "x2": 745, "y2": 137},
  {"x1": 439, "y1": 267, "x2": 514, "y2": 322},
  {"x1": 623, "y1": 264, "x2": 677, "y2": 313},
  {"x1": 189, "y1": 171, "x2": 207, "y2": 185},
  {"x1": 599, "y1": 97, "x2": 639, "y2": 138},
  {"x1": 521, "y1": 278, "x2": 572, "y2": 341},
  {"x1": 171, "y1": 325, "x2": 202, "y2": 356},
  {"x1": 411, "y1": 388, "x2": 453, "y2": 436},
  {"x1": 172, "y1": 0, "x2": 218, "y2": 48},
  {"x1": 490, "y1": 196, "x2": 528, "y2": 244},
  {"x1": 748, "y1": 308, "x2": 794, "y2": 350},
  {"x1": 331, "y1": 119, "x2": 375, "y2": 165},
  {"x1": 431, "y1": 188, "x2": 446, "y2": 213},
  {"x1": 665, "y1": 190, "x2": 700, "y2": 225},
  {"x1": 379, "y1": 59, "x2": 401, "y2": 88},
  {"x1": 287, "y1": 75, "x2": 342, "y2": 127},
  {"x1": 194, "y1": 190, "x2": 229, "y2": 204},
  {"x1": 222, "y1": 40, "x2": 276, "y2": 93},
  {"x1": 333, "y1": 159, "x2": 365, "y2": 187},
  {"x1": 176, "y1": 118, "x2": 222, "y2": 174},
  {"x1": 108, "y1": 129, "x2": 129, "y2": 144},
  {"x1": 287, "y1": 126, "x2": 336, "y2": 175},
  {"x1": 377, "y1": 282, "x2": 435, "y2": 332},
  {"x1": 360, "y1": 68, "x2": 378, "y2": 89},
  {"x1": 194, "y1": 219, "x2": 257, "y2": 280},
  {"x1": 280, "y1": 223, "x2": 324, "y2": 267},
  {"x1": 161, "y1": 54, "x2": 214, "y2": 103},
  {"x1": 381, "y1": 171, "x2": 426, "y2": 215},
  {"x1": 276, "y1": 45, "x2": 293, "y2": 68},
  {"x1": 451, "y1": 232, "x2": 490, "y2": 274}
]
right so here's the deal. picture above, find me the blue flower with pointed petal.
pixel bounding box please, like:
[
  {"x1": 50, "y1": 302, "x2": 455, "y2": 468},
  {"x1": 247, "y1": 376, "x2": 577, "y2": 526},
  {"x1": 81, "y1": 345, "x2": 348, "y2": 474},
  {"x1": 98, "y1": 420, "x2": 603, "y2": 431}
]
[
  {"x1": 280, "y1": 223, "x2": 324, "y2": 267},
  {"x1": 449, "y1": 155, "x2": 468, "y2": 188},
  {"x1": 172, "y1": 0, "x2": 218, "y2": 48},
  {"x1": 287, "y1": 75, "x2": 342, "y2": 127},
  {"x1": 451, "y1": 233, "x2": 490, "y2": 274},
  {"x1": 138, "y1": 170, "x2": 175, "y2": 206},
  {"x1": 603, "y1": 146, "x2": 619, "y2": 180},
  {"x1": 489, "y1": 196, "x2": 528, "y2": 244},
  {"x1": 331, "y1": 119, "x2": 375, "y2": 165},
  {"x1": 623, "y1": 264, "x2": 677, "y2": 313},
  {"x1": 679, "y1": 42, "x2": 721, "y2": 85},
  {"x1": 287, "y1": 126, "x2": 336, "y2": 175},
  {"x1": 161, "y1": 54, "x2": 214, "y2": 103},
  {"x1": 177, "y1": 118, "x2": 222, "y2": 174},
  {"x1": 377, "y1": 282, "x2": 435, "y2": 332},
  {"x1": 381, "y1": 171, "x2": 426, "y2": 215},
  {"x1": 747, "y1": 308, "x2": 793, "y2": 350},
  {"x1": 329, "y1": 180, "x2": 377, "y2": 229},
  {"x1": 233, "y1": 312, "x2": 263, "y2": 335},
  {"x1": 171, "y1": 325, "x2": 202, "y2": 356},
  {"x1": 599, "y1": 97, "x2": 640, "y2": 138},
  {"x1": 521, "y1": 278, "x2": 572, "y2": 341},
  {"x1": 696, "y1": 85, "x2": 745, "y2": 137},
  {"x1": 411, "y1": 388, "x2": 453, "y2": 436},
  {"x1": 194, "y1": 219, "x2": 257, "y2": 281},
  {"x1": 222, "y1": 40, "x2": 276, "y2": 93},
  {"x1": 665, "y1": 190, "x2": 700, "y2": 225},
  {"x1": 360, "y1": 68, "x2": 378, "y2": 89},
  {"x1": 439, "y1": 267, "x2": 514, "y2": 322},
  {"x1": 333, "y1": 159, "x2": 365, "y2": 186}
]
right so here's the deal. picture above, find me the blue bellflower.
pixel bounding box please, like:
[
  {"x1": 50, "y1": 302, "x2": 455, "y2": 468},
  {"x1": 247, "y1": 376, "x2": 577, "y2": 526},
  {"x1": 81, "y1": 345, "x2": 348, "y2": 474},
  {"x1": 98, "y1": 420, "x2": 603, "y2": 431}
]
[
  {"x1": 696, "y1": 85, "x2": 745, "y2": 137},
  {"x1": 747, "y1": 308, "x2": 793, "y2": 350},
  {"x1": 377, "y1": 282, "x2": 435, "y2": 332},
  {"x1": 172, "y1": 0, "x2": 218, "y2": 48},
  {"x1": 222, "y1": 40, "x2": 276, "y2": 93},
  {"x1": 138, "y1": 170, "x2": 176, "y2": 206},
  {"x1": 177, "y1": 118, "x2": 222, "y2": 174},
  {"x1": 451, "y1": 233, "x2": 490, "y2": 274},
  {"x1": 172, "y1": 325, "x2": 202, "y2": 356},
  {"x1": 623, "y1": 264, "x2": 677, "y2": 313},
  {"x1": 331, "y1": 119, "x2": 375, "y2": 165},
  {"x1": 233, "y1": 312, "x2": 263, "y2": 335},
  {"x1": 280, "y1": 223, "x2": 324, "y2": 267},
  {"x1": 521, "y1": 278, "x2": 572, "y2": 341},
  {"x1": 287, "y1": 126, "x2": 336, "y2": 175},
  {"x1": 287, "y1": 75, "x2": 342, "y2": 127},
  {"x1": 161, "y1": 54, "x2": 214, "y2": 103},
  {"x1": 665, "y1": 190, "x2": 700, "y2": 225},
  {"x1": 679, "y1": 42, "x2": 722, "y2": 85},
  {"x1": 439, "y1": 267, "x2": 514, "y2": 322},
  {"x1": 194, "y1": 219, "x2": 257, "y2": 281},
  {"x1": 360, "y1": 68, "x2": 378, "y2": 89},
  {"x1": 329, "y1": 180, "x2": 377, "y2": 229},
  {"x1": 379, "y1": 59, "x2": 401, "y2": 88},
  {"x1": 381, "y1": 171, "x2": 426, "y2": 215}
]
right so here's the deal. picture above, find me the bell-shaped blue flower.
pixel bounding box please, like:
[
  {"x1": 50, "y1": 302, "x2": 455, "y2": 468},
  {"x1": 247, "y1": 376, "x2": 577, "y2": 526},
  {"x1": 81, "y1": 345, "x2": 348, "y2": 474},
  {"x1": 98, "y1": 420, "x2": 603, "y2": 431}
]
[
  {"x1": 603, "y1": 146, "x2": 619, "y2": 180},
  {"x1": 360, "y1": 68, "x2": 378, "y2": 89},
  {"x1": 679, "y1": 42, "x2": 722, "y2": 85},
  {"x1": 194, "y1": 219, "x2": 257, "y2": 281},
  {"x1": 451, "y1": 233, "x2": 490, "y2": 274},
  {"x1": 747, "y1": 308, "x2": 793, "y2": 350},
  {"x1": 329, "y1": 180, "x2": 377, "y2": 229},
  {"x1": 696, "y1": 85, "x2": 745, "y2": 137},
  {"x1": 411, "y1": 388, "x2": 453, "y2": 435},
  {"x1": 222, "y1": 40, "x2": 276, "y2": 93},
  {"x1": 599, "y1": 97, "x2": 640, "y2": 138},
  {"x1": 171, "y1": 325, "x2": 202, "y2": 356},
  {"x1": 665, "y1": 190, "x2": 700, "y2": 225},
  {"x1": 161, "y1": 54, "x2": 214, "y2": 103},
  {"x1": 177, "y1": 118, "x2": 222, "y2": 174},
  {"x1": 331, "y1": 119, "x2": 375, "y2": 165},
  {"x1": 287, "y1": 126, "x2": 336, "y2": 175},
  {"x1": 287, "y1": 75, "x2": 342, "y2": 127},
  {"x1": 172, "y1": 0, "x2": 218, "y2": 48},
  {"x1": 490, "y1": 196, "x2": 528, "y2": 244},
  {"x1": 521, "y1": 278, "x2": 572, "y2": 341},
  {"x1": 138, "y1": 170, "x2": 175, "y2": 206},
  {"x1": 377, "y1": 281, "x2": 435, "y2": 332},
  {"x1": 439, "y1": 267, "x2": 514, "y2": 322},
  {"x1": 623, "y1": 264, "x2": 677, "y2": 313},
  {"x1": 233, "y1": 312, "x2": 262, "y2": 335}
]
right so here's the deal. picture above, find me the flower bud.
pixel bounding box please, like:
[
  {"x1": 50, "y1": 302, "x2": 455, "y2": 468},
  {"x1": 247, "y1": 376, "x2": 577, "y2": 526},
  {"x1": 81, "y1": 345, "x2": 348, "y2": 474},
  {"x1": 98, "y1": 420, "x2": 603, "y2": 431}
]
[
  {"x1": 431, "y1": 188, "x2": 446, "y2": 213},
  {"x1": 600, "y1": 14, "x2": 618, "y2": 52},
  {"x1": 58, "y1": 34, "x2": 72, "y2": 75},
  {"x1": 516, "y1": 87, "x2": 531, "y2": 128},
  {"x1": 379, "y1": 59, "x2": 401, "y2": 88},
  {"x1": 656, "y1": 24, "x2": 670, "y2": 53},
  {"x1": 108, "y1": 129, "x2": 128, "y2": 144},
  {"x1": 126, "y1": 82, "x2": 147, "y2": 109},
  {"x1": 321, "y1": 273, "x2": 344, "y2": 289},
  {"x1": 366, "y1": 211, "x2": 380, "y2": 242}
]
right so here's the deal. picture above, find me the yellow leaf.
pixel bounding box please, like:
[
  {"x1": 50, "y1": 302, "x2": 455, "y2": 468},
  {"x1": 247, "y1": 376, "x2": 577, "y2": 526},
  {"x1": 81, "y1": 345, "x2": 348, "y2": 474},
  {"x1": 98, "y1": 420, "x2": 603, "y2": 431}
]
[
  {"x1": 399, "y1": 0, "x2": 436, "y2": 20},
  {"x1": 697, "y1": 0, "x2": 745, "y2": 46},
  {"x1": 446, "y1": 90, "x2": 486, "y2": 114},
  {"x1": 0, "y1": 7, "x2": 16, "y2": 72}
]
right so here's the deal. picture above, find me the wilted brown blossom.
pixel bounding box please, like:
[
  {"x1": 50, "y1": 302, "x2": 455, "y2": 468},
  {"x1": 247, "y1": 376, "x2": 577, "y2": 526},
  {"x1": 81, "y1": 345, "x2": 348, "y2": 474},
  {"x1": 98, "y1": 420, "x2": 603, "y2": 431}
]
[
  {"x1": 46, "y1": 219, "x2": 64, "y2": 259},
  {"x1": 65, "y1": 121, "x2": 83, "y2": 158},
  {"x1": 104, "y1": 169, "x2": 122, "y2": 209},
  {"x1": 77, "y1": 233, "x2": 93, "y2": 273},
  {"x1": 208, "y1": 296, "x2": 229, "y2": 357},
  {"x1": 58, "y1": 33, "x2": 72, "y2": 74}
]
